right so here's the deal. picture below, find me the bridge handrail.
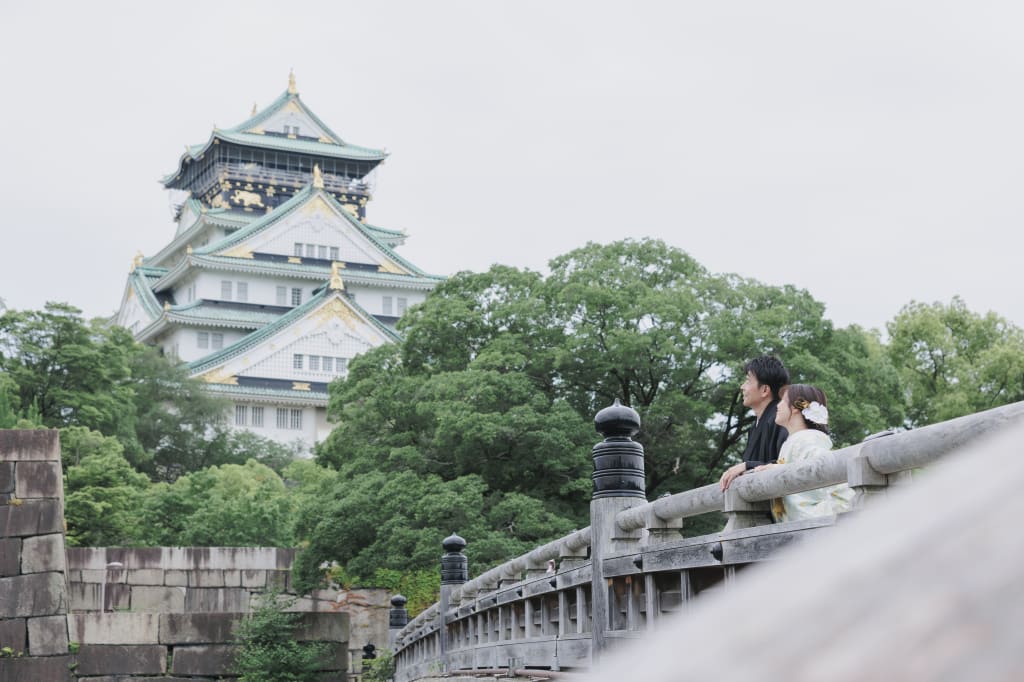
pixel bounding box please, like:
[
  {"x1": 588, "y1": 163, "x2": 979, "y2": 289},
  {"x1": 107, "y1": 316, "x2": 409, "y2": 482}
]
[{"x1": 617, "y1": 400, "x2": 1024, "y2": 531}]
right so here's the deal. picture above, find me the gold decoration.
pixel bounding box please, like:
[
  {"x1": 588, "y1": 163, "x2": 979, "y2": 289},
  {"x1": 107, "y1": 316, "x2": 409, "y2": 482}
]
[
  {"x1": 318, "y1": 135, "x2": 333, "y2": 144},
  {"x1": 288, "y1": 256, "x2": 302, "y2": 264},
  {"x1": 163, "y1": 301, "x2": 171, "y2": 311},
  {"x1": 299, "y1": 195, "x2": 332, "y2": 216},
  {"x1": 288, "y1": 69, "x2": 297, "y2": 94},
  {"x1": 223, "y1": 245, "x2": 255, "y2": 258},
  {"x1": 378, "y1": 260, "x2": 407, "y2": 275},
  {"x1": 341, "y1": 203, "x2": 359, "y2": 218},
  {"x1": 313, "y1": 298, "x2": 358, "y2": 328},
  {"x1": 313, "y1": 164, "x2": 324, "y2": 189},
  {"x1": 201, "y1": 369, "x2": 238, "y2": 385},
  {"x1": 251, "y1": 102, "x2": 258, "y2": 116},
  {"x1": 266, "y1": 186, "x2": 276, "y2": 197},
  {"x1": 210, "y1": 194, "x2": 228, "y2": 209},
  {"x1": 283, "y1": 100, "x2": 301, "y2": 114},
  {"x1": 231, "y1": 189, "x2": 264, "y2": 208},
  {"x1": 292, "y1": 382, "x2": 311, "y2": 392},
  {"x1": 130, "y1": 251, "x2": 144, "y2": 272},
  {"x1": 329, "y1": 262, "x2": 345, "y2": 291},
  {"x1": 186, "y1": 244, "x2": 193, "y2": 255}
]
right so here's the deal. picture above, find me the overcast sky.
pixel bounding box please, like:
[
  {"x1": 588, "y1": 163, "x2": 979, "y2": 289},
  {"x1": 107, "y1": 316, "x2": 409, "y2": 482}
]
[{"x1": 3, "y1": 1, "x2": 1022, "y2": 334}]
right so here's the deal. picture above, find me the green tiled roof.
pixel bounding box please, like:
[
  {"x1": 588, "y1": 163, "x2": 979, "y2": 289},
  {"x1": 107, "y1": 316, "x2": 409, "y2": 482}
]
[
  {"x1": 187, "y1": 286, "x2": 400, "y2": 376},
  {"x1": 164, "y1": 300, "x2": 283, "y2": 328},
  {"x1": 162, "y1": 89, "x2": 386, "y2": 186},
  {"x1": 201, "y1": 382, "x2": 329, "y2": 406}
]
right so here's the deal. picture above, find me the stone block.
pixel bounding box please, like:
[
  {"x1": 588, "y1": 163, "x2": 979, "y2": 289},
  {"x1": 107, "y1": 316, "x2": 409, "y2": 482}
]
[
  {"x1": 188, "y1": 569, "x2": 226, "y2": 587},
  {"x1": 76, "y1": 644, "x2": 168, "y2": 675},
  {"x1": 0, "y1": 538, "x2": 20, "y2": 577},
  {"x1": 69, "y1": 581, "x2": 130, "y2": 612},
  {"x1": 0, "y1": 499, "x2": 63, "y2": 537},
  {"x1": 295, "y1": 612, "x2": 349, "y2": 643},
  {"x1": 83, "y1": 678, "x2": 211, "y2": 682},
  {"x1": 0, "y1": 463, "x2": 13, "y2": 494},
  {"x1": 0, "y1": 655, "x2": 73, "y2": 682},
  {"x1": 132, "y1": 585, "x2": 186, "y2": 612},
  {"x1": 159, "y1": 612, "x2": 244, "y2": 644},
  {"x1": 69, "y1": 612, "x2": 159, "y2": 644},
  {"x1": 81, "y1": 567, "x2": 127, "y2": 583},
  {"x1": 240, "y1": 569, "x2": 266, "y2": 588},
  {"x1": 22, "y1": 533, "x2": 66, "y2": 573},
  {"x1": 164, "y1": 569, "x2": 188, "y2": 586},
  {"x1": 0, "y1": 572, "x2": 67, "y2": 618},
  {"x1": 0, "y1": 619, "x2": 26, "y2": 653},
  {"x1": 267, "y1": 569, "x2": 290, "y2": 591},
  {"x1": 170, "y1": 644, "x2": 240, "y2": 675},
  {"x1": 127, "y1": 568, "x2": 165, "y2": 585},
  {"x1": 317, "y1": 641, "x2": 349, "y2": 671},
  {"x1": 27, "y1": 614, "x2": 68, "y2": 655},
  {"x1": 186, "y1": 587, "x2": 250, "y2": 613},
  {"x1": 0, "y1": 430, "x2": 60, "y2": 462},
  {"x1": 223, "y1": 569, "x2": 241, "y2": 586},
  {"x1": 15, "y1": 461, "x2": 62, "y2": 499}
]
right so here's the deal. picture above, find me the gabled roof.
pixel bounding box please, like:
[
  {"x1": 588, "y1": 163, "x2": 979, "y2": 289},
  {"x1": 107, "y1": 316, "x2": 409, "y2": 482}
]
[
  {"x1": 187, "y1": 285, "x2": 400, "y2": 378},
  {"x1": 194, "y1": 182, "x2": 438, "y2": 280},
  {"x1": 151, "y1": 208, "x2": 251, "y2": 269},
  {"x1": 162, "y1": 82, "x2": 386, "y2": 187}
]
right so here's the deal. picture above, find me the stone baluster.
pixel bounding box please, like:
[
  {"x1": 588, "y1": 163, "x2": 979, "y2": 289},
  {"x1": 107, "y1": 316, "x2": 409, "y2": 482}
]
[
  {"x1": 439, "y1": 533, "x2": 467, "y2": 673},
  {"x1": 590, "y1": 399, "x2": 647, "y2": 659}
]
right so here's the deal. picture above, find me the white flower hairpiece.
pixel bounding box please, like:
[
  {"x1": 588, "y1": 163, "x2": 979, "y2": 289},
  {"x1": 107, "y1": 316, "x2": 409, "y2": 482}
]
[{"x1": 802, "y1": 401, "x2": 829, "y2": 425}]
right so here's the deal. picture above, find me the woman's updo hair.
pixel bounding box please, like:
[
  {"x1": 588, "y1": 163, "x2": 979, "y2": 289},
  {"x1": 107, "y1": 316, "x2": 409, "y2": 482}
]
[{"x1": 783, "y1": 384, "x2": 830, "y2": 434}]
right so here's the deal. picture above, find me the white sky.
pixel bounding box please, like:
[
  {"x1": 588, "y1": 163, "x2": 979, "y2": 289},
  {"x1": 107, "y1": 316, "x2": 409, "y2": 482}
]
[{"x1": 2, "y1": 1, "x2": 1022, "y2": 333}]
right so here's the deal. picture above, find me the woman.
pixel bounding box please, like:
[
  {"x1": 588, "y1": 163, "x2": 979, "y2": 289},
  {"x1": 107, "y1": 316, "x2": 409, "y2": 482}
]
[{"x1": 754, "y1": 384, "x2": 854, "y2": 522}]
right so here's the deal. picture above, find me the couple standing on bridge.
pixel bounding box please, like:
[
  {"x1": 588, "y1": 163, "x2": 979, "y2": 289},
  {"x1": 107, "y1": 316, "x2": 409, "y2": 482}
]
[{"x1": 717, "y1": 356, "x2": 853, "y2": 521}]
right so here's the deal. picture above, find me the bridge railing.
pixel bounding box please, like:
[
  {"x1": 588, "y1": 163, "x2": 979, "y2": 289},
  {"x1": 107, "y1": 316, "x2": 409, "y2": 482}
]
[{"x1": 390, "y1": 400, "x2": 1024, "y2": 681}]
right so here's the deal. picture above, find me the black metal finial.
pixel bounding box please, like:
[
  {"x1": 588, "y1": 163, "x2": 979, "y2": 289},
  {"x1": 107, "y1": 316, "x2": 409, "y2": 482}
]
[
  {"x1": 442, "y1": 532, "x2": 467, "y2": 553},
  {"x1": 592, "y1": 400, "x2": 646, "y2": 499},
  {"x1": 441, "y1": 532, "x2": 469, "y2": 585},
  {"x1": 389, "y1": 594, "x2": 409, "y2": 628}
]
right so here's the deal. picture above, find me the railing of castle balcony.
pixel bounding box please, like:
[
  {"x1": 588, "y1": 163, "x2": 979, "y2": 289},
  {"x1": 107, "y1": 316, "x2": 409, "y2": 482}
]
[{"x1": 391, "y1": 400, "x2": 1024, "y2": 682}]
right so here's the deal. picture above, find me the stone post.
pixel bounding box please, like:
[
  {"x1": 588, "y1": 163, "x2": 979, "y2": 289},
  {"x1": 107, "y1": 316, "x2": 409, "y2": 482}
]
[
  {"x1": 590, "y1": 400, "x2": 646, "y2": 660},
  {"x1": 389, "y1": 594, "x2": 408, "y2": 650},
  {"x1": 439, "y1": 533, "x2": 467, "y2": 673}
]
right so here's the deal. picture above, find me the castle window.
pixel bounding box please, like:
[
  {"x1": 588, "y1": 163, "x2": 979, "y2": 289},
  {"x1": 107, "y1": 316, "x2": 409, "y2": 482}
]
[
  {"x1": 212, "y1": 333, "x2": 224, "y2": 350},
  {"x1": 322, "y1": 357, "x2": 333, "y2": 372},
  {"x1": 235, "y1": 405, "x2": 247, "y2": 426},
  {"x1": 397, "y1": 297, "x2": 408, "y2": 314},
  {"x1": 251, "y1": 406, "x2": 264, "y2": 427},
  {"x1": 221, "y1": 281, "x2": 233, "y2": 300},
  {"x1": 291, "y1": 288, "x2": 302, "y2": 306},
  {"x1": 336, "y1": 357, "x2": 348, "y2": 374},
  {"x1": 290, "y1": 409, "x2": 303, "y2": 430},
  {"x1": 382, "y1": 296, "x2": 393, "y2": 315},
  {"x1": 236, "y1": 282, "x2": 248, "y2": 303},
  {"x1": 197, "y1": 332, "x2": 209, "y2": 349},
  {"x1": 276, "y1": 286, "x2": 287, "y2": 305},
  {"x1": 318, "y1": 245, "x2": 327, "y2": 259},
  {"x1": 305, "y1": 244, "x2": 316, "y2": 258},
  {"x1": 309, "y1": 355, "x2": 320, "y2": 371},
  {"x1": 294, "y1": 243, "x2": 303, "y2": 257},
  {"x1": 276, "y1": 408, "x2": 288, "y2": 429},
  {"x1": 293, "y1": 354, "x2": 304, "y2": 369},
  {"x1": 330, "y1": 247, "x2": 339, "y2": 260}
]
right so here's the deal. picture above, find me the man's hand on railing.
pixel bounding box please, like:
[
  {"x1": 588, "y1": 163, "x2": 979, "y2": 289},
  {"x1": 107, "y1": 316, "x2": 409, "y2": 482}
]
[{"x1": 719, "y1": 462, "x2": 746, "y2": 491}]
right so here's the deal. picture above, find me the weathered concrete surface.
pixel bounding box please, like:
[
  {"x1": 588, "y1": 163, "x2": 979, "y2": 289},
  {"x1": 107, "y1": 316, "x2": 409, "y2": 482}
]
[
  {"x1": 0, "y1": 499, "x2": 63, "y2": 537},
  {"x1": 27, "y1": 614, "x2": 68, "y2": 655},
  {"x1": 0, "y1": 572, "x2": 66, "y2": 617},
  {"x1": 240, "y1": 568, "x2": 266, "y2": 587},
  {"x1": 76, "y1": 644, "x2": 168, "y2": 675},
  {"x1": 14, "y1": 461, "x2": 61, "y2": 499},
  {"x1": 294, "y1": 612, "x2": 349, "y2": 642},
  {"x1": 0, "y1": 463, "x2": 13, "y2": 493},
  {"x1": 0, "y1": 430, "x2": 60, "y2": 462},
  {"x1": 126, "y1": 568, "x2": 164, "y2": 585},
  {"x1": 66, "y1": 546, "x2": 296, "y2": 571},
  {"x1": 0, "y1": 618, "x2": 26, "y2": 653},
  {"x1": 69, "y1": 581, "x2": 130, "y2": 612},
  {"x1": 21, "y1": 533, "x2": 65, "y2": 573},
  {"x1": 0, "y1": 655, "x2": 73, "y2": 681},
  {"x1": 0, "y1": 539, "x2": 19, "y2": 577},
  {"x1": 169, "y1": 643, "x2": 240, "y2": 675},
  {"x1": 69, "y1": 613, "x2": 160, "y2": 644},
  {"x1": 132, "y1": 585, "x2": 187, "y2": 612},
  {"x1": 159, "y1": 613, "x2": 243, "y2": 644}
]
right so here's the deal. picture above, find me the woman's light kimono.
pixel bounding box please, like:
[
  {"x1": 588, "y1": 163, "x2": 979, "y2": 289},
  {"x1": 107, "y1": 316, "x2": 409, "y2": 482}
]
[{"x1": 772, "y1": 429, "x2": 855, "y2": 522}]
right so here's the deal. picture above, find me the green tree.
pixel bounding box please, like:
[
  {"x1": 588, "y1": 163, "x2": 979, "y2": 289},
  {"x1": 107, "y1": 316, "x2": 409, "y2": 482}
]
[
  {"x1": 232, "y1": 590, "x2": 330, "y2": 682},
  {"x1": 137, "y1": 460, "x2": 295, "y2": 547},
  {"x1": 887, "y1": 297, "x2": 1024, "y2": 426},
  {"x1": 63, "y1": 428, "x2": 151, "y2": 546}
]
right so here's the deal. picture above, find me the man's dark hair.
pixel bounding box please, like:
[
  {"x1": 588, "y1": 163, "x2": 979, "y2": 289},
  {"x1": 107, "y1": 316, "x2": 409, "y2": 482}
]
[{"x1": 743, "y1": 356, "x2": 789, "y2": 400}]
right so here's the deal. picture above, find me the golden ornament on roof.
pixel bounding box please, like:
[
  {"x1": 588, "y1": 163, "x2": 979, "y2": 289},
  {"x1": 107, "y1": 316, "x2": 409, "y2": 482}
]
[
  {"x1": 288, "y1": 69, "x2": 297, "y2": 95},
  {"x1": 329, "y1": 261, "x2": 345, "y2": 291},
  {"x1": 313, "y1": 164, "x2": 324, "y2": 189}
]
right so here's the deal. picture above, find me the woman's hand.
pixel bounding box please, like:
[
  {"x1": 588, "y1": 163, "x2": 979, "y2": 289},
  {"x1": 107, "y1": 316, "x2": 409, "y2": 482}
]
[{"x1": 752, "y1": 463, "x2": 777, "y2": 473}]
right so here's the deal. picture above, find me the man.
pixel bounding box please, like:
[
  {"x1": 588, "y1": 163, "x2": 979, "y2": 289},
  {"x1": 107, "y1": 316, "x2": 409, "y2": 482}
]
[{"x1": 719, "y1": 356, "x2": 790, "y2": 491}]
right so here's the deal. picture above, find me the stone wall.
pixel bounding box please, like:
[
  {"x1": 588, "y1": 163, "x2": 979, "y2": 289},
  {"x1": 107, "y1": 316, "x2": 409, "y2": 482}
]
[
  {"x1": 0, "y1": 430, "x2": 389, "y2": 681},
  {"x1": 0, "y1": 430, "x2": 74, "y2": 681}
]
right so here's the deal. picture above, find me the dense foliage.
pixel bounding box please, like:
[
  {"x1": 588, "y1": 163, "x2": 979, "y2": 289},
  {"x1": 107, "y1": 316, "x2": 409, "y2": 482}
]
[
  {"x1": 3, "y1": 241, "x2": 1023, "y2": 599},
  {"x1": 232, "y1": 591, "x2": 330, "y2": 682}
]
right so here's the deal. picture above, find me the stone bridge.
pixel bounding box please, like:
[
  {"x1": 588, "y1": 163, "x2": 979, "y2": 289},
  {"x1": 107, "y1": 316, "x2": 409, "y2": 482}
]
[{"x1": 389, "y1": 400, "x2": 1024, "y2": 682}]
